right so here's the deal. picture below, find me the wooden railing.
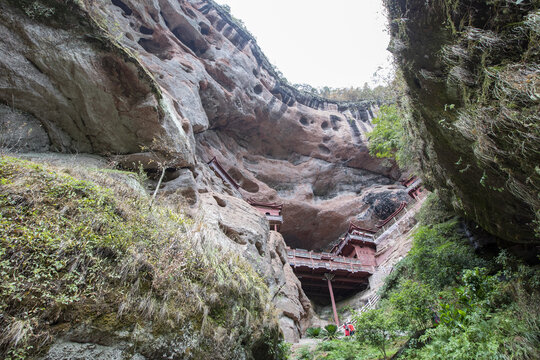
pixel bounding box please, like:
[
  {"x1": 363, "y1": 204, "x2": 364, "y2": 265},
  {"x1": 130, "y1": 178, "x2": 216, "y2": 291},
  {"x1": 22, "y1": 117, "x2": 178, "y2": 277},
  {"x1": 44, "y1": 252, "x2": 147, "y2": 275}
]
[
  {"x1": 372, "y1": 192, "x2": 426, "y2": 240},
  {"x1": 358, "y1": 294, "x2": 380, "y2": 313},
  {"x1": 266, "y1": 214, "x2": 283, "y2": 222},
  {"x1": 349, "y1": 294, "x2": 381, "y2": 323},
  {"x1": 208, "y1": 157, "x2": 240, "y2": 190},
  {"x1": 376, "y1": 202, "x2": 407, "y2": 229},
  {"x1": 286, "y1": 249, "x2": 373, "y2": 273}
]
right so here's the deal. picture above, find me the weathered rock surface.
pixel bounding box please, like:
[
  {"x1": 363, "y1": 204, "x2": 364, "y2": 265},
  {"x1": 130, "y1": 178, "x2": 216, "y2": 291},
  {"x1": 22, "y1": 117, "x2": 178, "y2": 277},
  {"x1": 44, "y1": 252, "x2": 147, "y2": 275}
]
[
  {"x1": 0, "y1": 0, "x2": 414, "y2": 346},
  {"x1": 159, "y1": 167, "x2": 199, "y2": 205},
  {"x1": 0, "y1": 1, "x2": 194, "y2": 168},
  {"x1": 0, "y1": 0, "x2": 407, "y2": 251},
  {"x1": 385, "y1": 0, "x2": 539, "y2": 244},
  {"x1": 191, "y1": 192, "x2": 313, "y2": 342},
  {"x1": 44, "y1": 340, "x2": 134, "y2": 360},
  {"x1": 0, "y1": 105, "x2": 50, "y2": 152},
  {"x1": 268, "y1": 232, "x2": 314, "y2": 342},
  {"x1": 198, "y1": 129, "x2": 408, "y2": 249}
]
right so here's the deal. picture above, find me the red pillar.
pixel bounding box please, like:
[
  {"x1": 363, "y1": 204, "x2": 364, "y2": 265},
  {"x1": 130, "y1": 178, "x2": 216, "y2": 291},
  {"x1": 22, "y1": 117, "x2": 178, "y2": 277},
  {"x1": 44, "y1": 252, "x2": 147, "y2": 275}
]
[{"x1": 325, "y1": 273, "x2": 340, "y2": 326}]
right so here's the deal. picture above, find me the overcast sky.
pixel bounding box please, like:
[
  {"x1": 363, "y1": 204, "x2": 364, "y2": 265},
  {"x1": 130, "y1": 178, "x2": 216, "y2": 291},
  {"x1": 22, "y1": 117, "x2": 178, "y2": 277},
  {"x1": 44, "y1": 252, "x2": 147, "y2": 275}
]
[{"x1": 214, "y1": 0, "x2": 393, "y2": 88}]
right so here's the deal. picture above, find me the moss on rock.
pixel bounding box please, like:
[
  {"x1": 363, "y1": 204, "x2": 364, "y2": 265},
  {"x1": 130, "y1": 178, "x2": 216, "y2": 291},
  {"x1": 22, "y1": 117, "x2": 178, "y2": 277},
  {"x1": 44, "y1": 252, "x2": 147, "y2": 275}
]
[
  {"x1": 384, "y1": 0, "x2": 540, "y2": 244},
  {"x1": 0, "y1": 156, "x2": 281, "y2": 359}
]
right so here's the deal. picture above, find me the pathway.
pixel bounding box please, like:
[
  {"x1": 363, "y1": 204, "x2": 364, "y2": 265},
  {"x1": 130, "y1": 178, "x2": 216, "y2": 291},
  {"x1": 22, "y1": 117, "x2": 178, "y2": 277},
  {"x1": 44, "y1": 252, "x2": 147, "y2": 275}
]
[{"x1": 290, "y1": 338, "x2": 320, "y2": 359}]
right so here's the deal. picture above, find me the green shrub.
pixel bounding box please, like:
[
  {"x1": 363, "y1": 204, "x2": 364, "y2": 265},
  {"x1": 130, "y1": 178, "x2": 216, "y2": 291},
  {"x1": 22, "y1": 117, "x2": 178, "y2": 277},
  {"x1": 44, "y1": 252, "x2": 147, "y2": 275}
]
[
  {"x1": 322, "y1": 324, "x2": 339, "y2": 340},
  {"x1": 294, "y1": 338, "x2": 404, "y2": 360},
  {"x1": 414, "y1": 192, "x2": 455, "y2": 226},
  {"x1": 367, "y1": 104, "x2": 403, "y2": 160},
  {"x1": 374, "y1": 194, "x2": 539, "y2": 360},
  {"x1": 389, "y1": 280, "x2": 436, "y2": 332},
  {"x1": 404, "y1": 269, "x2": 505, "y2": 359},
  {"x1": 305, "y1": 327, "x2": 322, "y2": 338},
  {"x1": 316, "y1": 340, "x2": 374, "y2": 360},
  {"x1": 410, "y1": 312, "x2": 509, "y2": 360},
  {"x1": 277, "y1": 341, "x2": 292, "y2": 359},
  {"x1": 392, "y1": 265, "x2": 540, "y2": 360},
  {"x1": 353, "y1": 308, "x2": 397, "y2": 360},
  {"x1": 295, "y1": 345, "x2": 313, "y2": 360},
  {"x1": 381, "y1": 194, "x2": 488, "y2": 297},
  {"x1": 379, "y1": 256, "x2": 414, "y2": 298},
  {"x1": 407, "y1": 220, "x2": 489, "y2": 289}
]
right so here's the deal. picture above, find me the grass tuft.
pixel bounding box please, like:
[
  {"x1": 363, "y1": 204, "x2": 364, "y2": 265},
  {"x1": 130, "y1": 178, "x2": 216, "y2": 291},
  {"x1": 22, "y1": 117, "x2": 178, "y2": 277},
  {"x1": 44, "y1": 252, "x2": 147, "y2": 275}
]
[{"x1": 0, "y1": 155, "x2": 279, "y2": 359}]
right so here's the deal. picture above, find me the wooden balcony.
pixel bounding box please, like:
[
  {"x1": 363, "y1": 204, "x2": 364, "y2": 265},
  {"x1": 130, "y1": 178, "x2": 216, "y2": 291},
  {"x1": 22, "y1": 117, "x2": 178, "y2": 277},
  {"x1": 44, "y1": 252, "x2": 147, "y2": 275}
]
[
  {"x1": 286, "y1": 248, "x2": 372, "y2": 304},
  {"x1": 266, "y1": 214, "x2": 283, "y2": 222},
  {"x1": 287, "y1": 248, "x2": 373, "y2": 272}
]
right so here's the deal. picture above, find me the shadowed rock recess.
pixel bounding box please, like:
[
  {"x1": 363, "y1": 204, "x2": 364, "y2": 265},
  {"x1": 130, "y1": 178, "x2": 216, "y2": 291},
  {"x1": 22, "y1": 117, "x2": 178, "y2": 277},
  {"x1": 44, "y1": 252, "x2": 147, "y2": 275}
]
[
  {"x1": 385, "y1": 0, "x2": 539, "y2": 246},
  {"x1": 0, "y1": 0, "x2": 414, "y2": 356}
]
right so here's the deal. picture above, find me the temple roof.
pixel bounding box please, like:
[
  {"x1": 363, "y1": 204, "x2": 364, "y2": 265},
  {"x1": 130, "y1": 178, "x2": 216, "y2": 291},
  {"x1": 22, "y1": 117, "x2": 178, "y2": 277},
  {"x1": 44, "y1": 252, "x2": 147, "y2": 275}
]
[
  {"x1": 347, "y1": 222, "x2": 376, "y2": 234},
  {"x1": 329, "y1": 222, "x2": 376, "y2": 255},
  {"x1": 246, "y1": 200, "x2": 283, "y2": 210}
]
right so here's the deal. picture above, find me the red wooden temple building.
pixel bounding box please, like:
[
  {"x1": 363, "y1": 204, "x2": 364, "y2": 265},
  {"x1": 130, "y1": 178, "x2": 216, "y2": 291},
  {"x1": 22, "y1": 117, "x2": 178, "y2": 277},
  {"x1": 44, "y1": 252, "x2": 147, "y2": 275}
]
[
  {"x1": 206, "y1": 158, "x2": 425, "y2": 326},
  {"x1": 287, "y1": 223, "x2": 377, "y2": 325},
  {"x1": 331, "y1": 223, "x2": 377, "y2": 267},
  {"x1": 247, "y1": 200, "x2": 283, "y2": 231},
  {"x1": 402, "y1": 176, "x2": 423, "y2": 199}
]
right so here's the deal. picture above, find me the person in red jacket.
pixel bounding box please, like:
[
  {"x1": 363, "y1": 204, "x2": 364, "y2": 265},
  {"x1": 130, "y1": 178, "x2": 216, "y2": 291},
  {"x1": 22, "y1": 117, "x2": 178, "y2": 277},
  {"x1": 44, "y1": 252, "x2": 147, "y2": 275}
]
[
  {"x1": 342, "y1": 323, "x2": 350, "y2": 336},
  {"x1": 347, "y1": 322, "x2": 355, "y2": 336}
]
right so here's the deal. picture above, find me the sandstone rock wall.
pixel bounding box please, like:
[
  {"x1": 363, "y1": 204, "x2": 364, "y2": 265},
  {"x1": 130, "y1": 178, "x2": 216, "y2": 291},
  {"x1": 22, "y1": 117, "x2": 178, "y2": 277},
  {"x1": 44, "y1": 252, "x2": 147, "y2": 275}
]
[
  {"x1": 268, "y1": 232, "x2": 314, "y2": 342},
  {"x1": 0, "y1": 1, "x2": 194, "y2": 167},
  {"x1": 185, "y1": 191, "x2": 314, "y2": 342},
  {"x1": 385, "y1": 0, "x2": 539, "y2": 244},
  {"x1": 0, "y1": 0, "x2": 415, "y2": 343},
  {"x1": 0, "y1": 0, "x2": 409, "y2": 251}
]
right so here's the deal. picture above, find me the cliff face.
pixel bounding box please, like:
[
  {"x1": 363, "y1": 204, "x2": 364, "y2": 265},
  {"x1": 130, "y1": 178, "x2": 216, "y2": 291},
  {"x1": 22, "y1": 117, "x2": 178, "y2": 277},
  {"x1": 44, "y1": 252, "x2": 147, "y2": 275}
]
[
  {"x1": 0, "y1": 0, "x2": 413, "y2": 349},
  {"x1": 384, "y1": 0, "x2": 539, "y2": 244},
  {"x1": 0, "y1": 155, "x2": 283, "y2": 360},
  {"x1": 0, "y1": 0, "x2": 409, "y2": 252}
]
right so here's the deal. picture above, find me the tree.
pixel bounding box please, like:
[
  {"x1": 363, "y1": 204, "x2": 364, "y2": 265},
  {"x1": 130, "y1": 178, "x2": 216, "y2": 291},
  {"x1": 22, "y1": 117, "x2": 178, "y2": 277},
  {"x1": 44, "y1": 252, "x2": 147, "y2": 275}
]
[
  {"x1": 353, "y1": 308, "x2": 397, "y2": 359},
  {"x1": 292, "y1": 83, "x2": 318, "y2": 95},
  {"x1": 408, "y1": 221, "x2": 488, "y2": 289},
  {"x1": 367, "y1": 104, "x2": 403, "y2": 160},
  {"x1": 389, "y1": 280, "x2": 436, "y2": 332}
]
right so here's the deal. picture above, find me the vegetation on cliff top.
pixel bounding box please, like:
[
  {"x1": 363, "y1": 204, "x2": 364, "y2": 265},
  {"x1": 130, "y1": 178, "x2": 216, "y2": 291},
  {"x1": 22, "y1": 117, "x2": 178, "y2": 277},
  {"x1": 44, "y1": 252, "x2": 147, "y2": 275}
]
[
  {"x1": 366, "y1": 99, "x2": 420, "y2": 170},
  {"x1": 0, "y1": 156, "x2": 283, "y2": 359},
  {"x1": 367, "y1": 104, "x2": 404, "y2": 160}
]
